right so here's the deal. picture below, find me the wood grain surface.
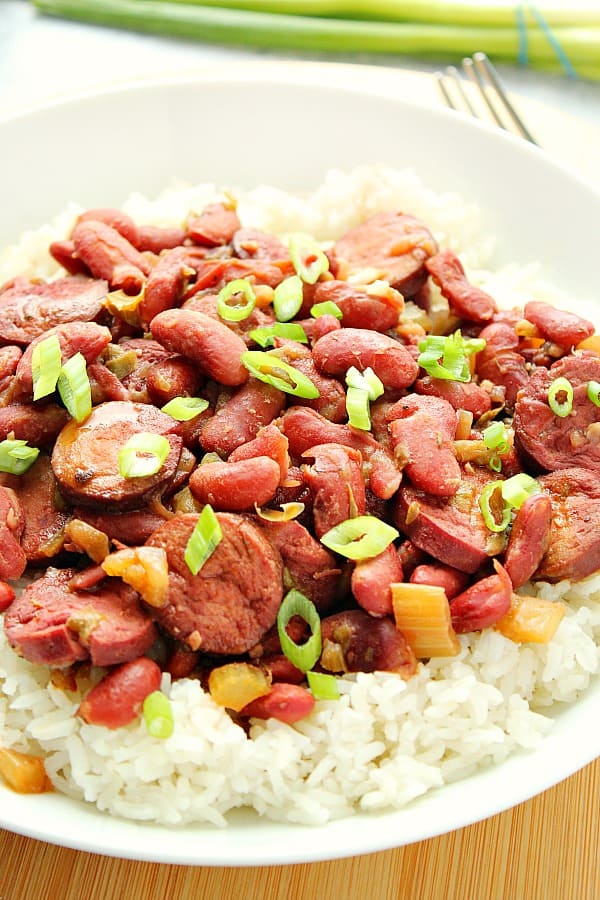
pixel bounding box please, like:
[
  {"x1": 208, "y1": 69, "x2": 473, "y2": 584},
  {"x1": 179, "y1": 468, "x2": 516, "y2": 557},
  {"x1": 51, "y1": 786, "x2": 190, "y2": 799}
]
[{"x1": 0, "y1": 756, "x2": 598, "y2": 900}]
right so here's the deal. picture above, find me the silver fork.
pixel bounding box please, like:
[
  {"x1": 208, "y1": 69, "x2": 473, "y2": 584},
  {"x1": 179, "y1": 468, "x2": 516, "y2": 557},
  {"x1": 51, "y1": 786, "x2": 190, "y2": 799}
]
[{"x1": 436, "y1": 52, "x2": 539, "y2": 146}]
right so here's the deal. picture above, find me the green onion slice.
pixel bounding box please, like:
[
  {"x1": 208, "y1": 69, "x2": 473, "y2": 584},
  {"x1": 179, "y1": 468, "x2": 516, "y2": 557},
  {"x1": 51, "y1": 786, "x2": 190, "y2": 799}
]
[
  {"x1": 273, "y1": 275, "x2": 304, "y2": 322},
  {"x1": 0, "y1": 439, "x2": 40, "y2": 475},
  {"x1": 288, "y1": 233, "x2": 330, "y2": 285},
  {"x1": 307, "y1": 670, "x2": 340, "y2": 701},
  {"x1": 161, "y1": 396, "x2": 209, "y2": 421},
  {"x1": 241, "y1": 350, "x2": 320, "y2": 399},
  {"x1": 345, "y1": 366, "x2": 384, "y2": 401},
  {"x1": 31, "y1": 334, "x2": 62, "y2": 401},
  {"x1": 500, "y1": 473, "x2": 540, "y2": 510},
  {"x1": 587, "y1": 380, "x2": 600, "y2": 407},
  {"x1": 184, "y1": 504, "x2": 223, "y2": 575},
  {"x1": 57, "y1": 352, "x2": 92, "y2": 423},
  {"x1": 346, "y1": 386, "x2": 371, "y2": 431},
  {"x1": 479, "y1": 481, "x2": 512, "y2": 533},
  {"x1": 310, "y1": 300, "x2": 343, "y2": 320},
  {"x1": 418, "y1": 331, "x2": 485, "y2": 383},
  {"x1": 143, "y1": 691, "x2": 174, "y2": 740},
  {"x1": 489, "y1": 455, "x2": 502, "y2": 473},
  {"x1": 248, "y1": 322, "x2": 308, "y2": 348},
  {"x1": 216, "y1": 278, "x2": 256, "y2": 322},
  {"x1": 277, "y1": 589, "x2": 322, "y2": 673},
  {"x1": 548, "y1": 376, "x2": 574, "y2": 417},
  {"x1": 118, "y1": 432, "x2": 171, "y2": 479},
  {"x1": 482, "y1": 421, "x2": 510, "y2": 455},
  {"x1": 320, "y1": 515, "x2": 399, "y2": 560}
]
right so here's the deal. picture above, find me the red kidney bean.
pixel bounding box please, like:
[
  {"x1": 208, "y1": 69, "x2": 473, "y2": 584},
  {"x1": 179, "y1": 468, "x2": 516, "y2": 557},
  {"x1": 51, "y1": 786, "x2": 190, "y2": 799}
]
[
  {"x1": 150, "y1": 308, "x2": 249, "y2": 386},
  {"x1": 136, "y1": 224, "x2": 188, "y2": 253},
  {"x1": 67, "y1": 564, "x2": 107, "y2": 592},
  {"x1": 240, "y1": 682, "x2": 315, "y2": 724},
  {"x1": 187, "y1": 202, "x2": 241, "y2": 247},
  {"x1": 87, "y1": 362, "x2": 130, "y2": 404},
  {"x1": 228, "y1": 423, "x2": 289, "y2": 484},
  {"x1": 0, "y1": 580, "x2": 16, "y2": 612},
  {"x1": 139, "y1": 246, "x2": 206, "y2": 330},
  {"x1": 72, "y1": 221, "x2": 150, "y2": 294},
  {"x1": 504, "y1": 492, "x2": 553, "y2": 589},
  {"x1": 78, "y1": 657, "x2": 162, "y2": 729},
  {"x1": 450, "y1": 561, "x2": 512, "y2": 633},
  {"x1": 296, "y1": 314, "x2": 341, "y2": 344},
  {"x1": 476, "y1": 321, "x2": 529, "y2": 409},
  {"x1": 167, "y1": 645, "x2": 200, "y2": 680},
  {"x1": 387, "y1": 394, "x2": 461, "y2": 497},
  {"x1": 260, "y1": 655, "x2": 305, "y2": 685},
  {"x1": 75, "y1": 208, "x2": 140, "y2": 247},
  {"x1": 524, "y1": 300, "x2": 594, "y2": 350},
  {"x1": 302, "y1": 442, "x2": 366, "y2": 537},
  {"x1": 271, "y1": 340, "x2": 347, "y2": 423},
  {"x1": 49, "y1": 239, "x2": 90, "y2": 275},
  {"x1": 409, "y1": 563, "x2": 470, "y2": 599},
  {"x1": 199, "y1": 380, "x2": 284, "y2": 455},
  {"x1": 189, "y1": 456, "x2": 280, "y2": 510},
  {"x1": 312, "y1": 328, "x2": 419, "y2": 391},
  {"x1": 415, "y1": 376, "x2": 492, "y2": 419},
  {"x1": 311, "y1": 280, "x2": 403, "y2": 332},
  {"x1": 396, "y1": 540, "x2": 428, "y2": 578},
  {"x1": 426, "y1": 249, "x2": 496, "y2": 323},
  {"x1": 320, "y1": 609, "x2": 416, "y2": 677},
  {"x1": 351, "y1": 544, "x2": 403, "y2": 617},
  {"x1": 145, "y1": 356, "x2": 203, "y2": 407}
]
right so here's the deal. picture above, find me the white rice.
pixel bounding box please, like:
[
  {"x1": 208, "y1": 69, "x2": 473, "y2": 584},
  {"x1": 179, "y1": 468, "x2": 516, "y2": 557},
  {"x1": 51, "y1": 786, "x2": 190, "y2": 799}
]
[{"x1": 1, "y1": 164, "x2": 599, "y2": 827}]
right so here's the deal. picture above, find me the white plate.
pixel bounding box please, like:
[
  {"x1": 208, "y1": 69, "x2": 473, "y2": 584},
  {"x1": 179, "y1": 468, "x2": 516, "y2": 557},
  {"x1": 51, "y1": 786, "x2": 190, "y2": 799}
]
[{"x1": 1, "y1": 61, "x2": 599, "y2": 866}]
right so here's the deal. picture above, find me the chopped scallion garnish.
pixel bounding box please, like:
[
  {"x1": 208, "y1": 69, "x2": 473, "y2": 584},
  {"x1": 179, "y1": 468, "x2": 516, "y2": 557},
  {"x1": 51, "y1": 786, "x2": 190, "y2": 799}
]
[
  {"x1": 418, "y1": 331, "x2": 485, "y2": 383},
  {"x1": 0, "y1": 439, "x2": 40, "y2": 475},
  {"x1": 248, "y1": 322, "x2": 308, "y2": 348},
  {"x1": 478, "y1": 481, "x2": 512, "y2": 533},
  {"x1": 548, "y1": 376, "x2": 574, "y2": 417},
  {"x1": 277, "y1": 589, "x2": 322, "y2": 673},
  {"x1": 346, "y1": 386, "x2": 371, "y2": 431},
  {"x1": 482, "y1": 421, "x2": 510, "y2": 455},
  {"x1": 143, "y1": 691, "x2": 174, "y2": 739},
  {"x1": 241, "y1": 350, "x2": 320, "y2": 399},
  {"x1": 118, "y1": 432, "x2": 171, "y2": 479},
  {"x1": 184, "y1": 504, "x2": 222, "y2": 575},
  {"x1": 307, "y1": 670, "x2": 340, "y2": 700},
  {"x1": 161, "y1": 396, "x2": 209, "y2": 421},
  {"x1": 500, "y1": 473, "x2": 540, "y2": 510},
  {"x1": 310, "y1": 300, "x2": 343, "y2": 320},
  {"x1": 288, "y1": 233, "x2": 329, "y2": 285},
  {"x1": 273, "y1": 275, "x2": 304, "y2": 322},
  {"x1": 587, "y1": 380, "x2": 600, "y2": 407},
  {"x1": 31, "y1": 334, "x2": 62, "y2": 401},
  {"x1": 320, "y1": 515, "x2": 399, "y2": 560},
  {"x1": 345, "y1": 366, "x2": 384, "y2": 401},
  {"x1": 216, "y1": 278, "x2": 256, "y2": 322},
  {"x1": 57, "y1": 352, "x2": 92, "y2": 423},
  {"x1": 479, "y1": 473, "x2": 540, "y2": 533}
]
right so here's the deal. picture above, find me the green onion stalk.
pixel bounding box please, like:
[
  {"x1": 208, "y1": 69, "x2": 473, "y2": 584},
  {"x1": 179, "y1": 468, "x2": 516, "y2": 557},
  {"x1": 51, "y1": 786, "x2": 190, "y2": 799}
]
[{"x1": 33, "y1": 0, "x2": 600, "y2": 81}]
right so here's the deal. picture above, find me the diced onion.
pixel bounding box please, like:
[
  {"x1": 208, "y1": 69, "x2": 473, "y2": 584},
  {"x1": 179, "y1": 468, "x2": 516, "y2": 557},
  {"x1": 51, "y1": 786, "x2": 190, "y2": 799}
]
[
  {"x1": 241, "y1": 350, "x2": 320, "y2": 399},
  {"x1": 0, "y1": 439, "x2": 39, "y2": 475},
  {"x1": 184, "y1": 504, "x2": 223, "y2": 575},
  {"x1": 320, "y1": 515, "x2": 399, "y2": 560},
  {"x1": 101, "y1": 546, "x2": 169, "y2": 607},
  {"x1": 345, "y1": 366, "x2": 384, "y2": 401},
  {"x1": 161, "y1": 396, "x2": 209, "y2": 421},
  {"x1": 307, "y1": 670, "x2": 340, "y2": 700},
  {"x1": 31, "y1": 334, "x2": 62, "y2": 401},
  {"x1": 478, "y1": 481, "x2": 512, "y2": 533},
  {"x1": 118, "y1": 432, "x2": 171, "y2": 479},
  {"x1": 273, "y1": 275, "x2": 304, "y2": 322},
  {"x1": 254, "y1": 502, "x2": 305, "y2": 522},
  {"x1": 548, "y1": 376, "x2": 573, "y2": 417},
  {"x1": 143, "y1": 691, "x2": 174, "y2": 739},
  {"x1": 276, "y1": 589, "x2": 322, "y2": 672},
  {"x1": 249, "y1": 322, "x2": 308, "y2": 348},
  {"x1": 587, "y1": 380, "x2": 600, "y2": 407},
  {"x1": 216, "y1": 278, "x2": 256, "y2": 322},
  {"x1": 346, "y1": 386, "x2": 371, "y2": 431},
  {"x1": 57, "y1": 352, "x2": 92, "y2": 423},
  {"x1": 310, "y1": 301, "x2": 343, "y2": 319},
  {"x1": 500, "y1": 473, "x2": 540, "y2": 509},
  {"x1": 288, "y1": 233, "x2": 330, "y2": 285}
]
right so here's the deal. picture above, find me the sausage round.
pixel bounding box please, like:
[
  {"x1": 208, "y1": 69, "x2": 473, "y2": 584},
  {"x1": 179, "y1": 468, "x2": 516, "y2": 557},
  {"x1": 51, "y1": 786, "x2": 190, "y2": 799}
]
[{"x1": 0, "y1": 276, "x2": 108, "y2": 345}]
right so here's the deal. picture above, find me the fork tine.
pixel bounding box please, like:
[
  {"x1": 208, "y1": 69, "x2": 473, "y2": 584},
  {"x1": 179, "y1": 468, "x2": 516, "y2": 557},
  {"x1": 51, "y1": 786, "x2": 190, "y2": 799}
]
[
  {"x1": 472, "y1": 52, "x2": 539, "y2": 145},
  {"x1": 462, "y1": 57, "x2": 507, "y2": 131}
]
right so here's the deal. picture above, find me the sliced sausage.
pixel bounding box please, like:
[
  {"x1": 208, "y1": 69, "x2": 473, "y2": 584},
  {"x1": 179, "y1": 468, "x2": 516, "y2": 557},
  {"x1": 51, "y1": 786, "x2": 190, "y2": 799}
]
[
  {"x1": 332, "y1": 211, "x2": 438, "y2": 298},
  {"x1": 312, "y1": 328, "x2": 419, "y2": 391},
  {"x1": 73, "y1": 507, "x2": 166, "y2": 545},
  {"x1": 524, "y1": 300, "x2": 594, "y2": 350},
  {"x1": 320, "y1": 609, "x2": 416, "y2": 677},
  {"x1": 393, "y1": 467, "x2": 507, "y2": 574},
  {"x1": 0, "y1": 486, "x2": 26, "y2": 581},
  {"x1": 0, "y1": 403, "x2": 68, "y2": 448},
  {"x1": 425, "y1": 249, "x2": 496, "y2": 323},
  {"x1": 476, "y1": 321, "x2": 529, "y2": 409},
  {"x1": 147, "y1": 512, "x2": 283, "y2": 655},
  {"x1": 12, "y1": 453, "x2": 70, "y2": 562},
  {"x1": 535, "y1": 467, "x2": 600, "y2": 582},
  {"x1": 199, "y1": 379, "x2": 284, "y2": 456},
  {"x1": 386, "y1": 394, "x2": 461, "y2": 497},
  {"x1": 150, "y1": 308, "x2": 248, "y2": 386},
  {"x1": 503, "y1": 492, "x2": 552, "y2": 588},
  {"x1": 4, "y1": 567, "x2": 156, "y2": 668},
  {"x1": 51, "y1": 400, "x2": 182, "y2": 509},
  {"x1": 513, "y1": 354, "x2": 600, "y2": 473},
  {"x1": 302, "y1": 442, "x2": 367, "y2": 538},
  {"x1": 0, "y1": 346, "x2": 23, "y2": 393},
  {"x1": 16, "y1": 321, "x2": 112, "y2": 395},
  {"x1": 117, "y1": 338, "x2": 173, "y2": 402},
  {"x1": 0, "y1": 276, "x2": 108, "y2": 345}
]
